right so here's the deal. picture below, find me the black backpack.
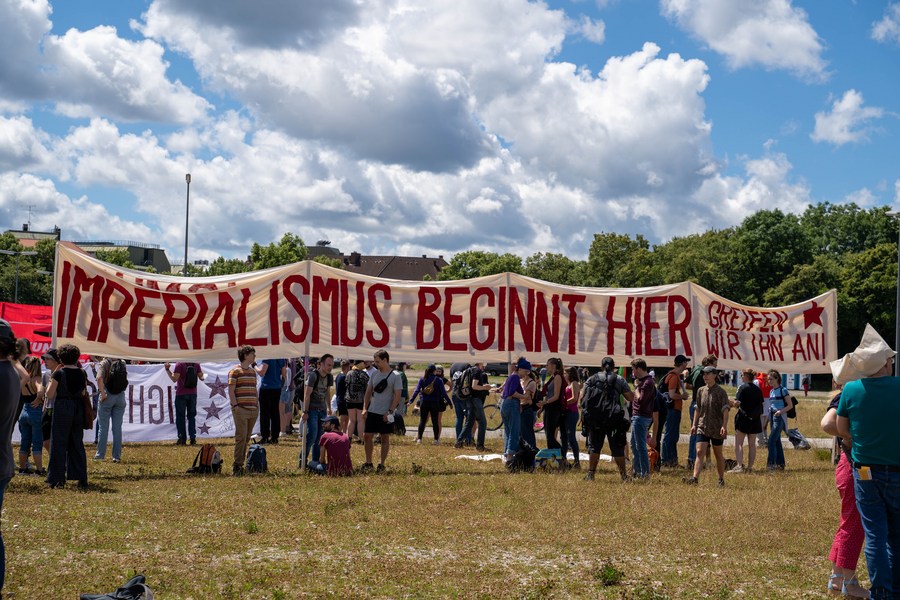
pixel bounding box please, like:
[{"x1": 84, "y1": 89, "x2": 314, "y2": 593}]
[
  {"x1": 656, "y1": 373, "x2": 673, "y2": 408},
  {"x1": 581, "y1": 373, "x2": 629, "y2": 432},
  {"x1": 344, "y1": 369, "x2": 368, "y2": 403},
  {"x1": 455, "y1": 366, "x2": 477, "y2": 400},
  {"x1": 183, "y1": 364, "x2": 198, "y2": 388},
  {"x1": 775, "y1": 386, "x2": 798, "y2": 419},
  {"x1": 106, "y1": 359, "x2": 129, "y2": 395},
  {"x1": 246, "y1": 444, "x2": 268, "y2": 473}
]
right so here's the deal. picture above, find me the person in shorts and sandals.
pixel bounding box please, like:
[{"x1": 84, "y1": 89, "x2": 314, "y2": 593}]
[
  {"x1": 344, "y1": 360, "x2": 368, "y2": 442},
  {"x1": 361, "y1": 350, "x2": 402, "y2": 472},
  {"x1": 731, "y1": 368, "x2": 763, "y2": 473},
  {"x1": 581, "y1": 357, "x2": 634, "y2": 482},
  {"x1": 685, "y1": 366, "x2": 730, "y2": 486}
]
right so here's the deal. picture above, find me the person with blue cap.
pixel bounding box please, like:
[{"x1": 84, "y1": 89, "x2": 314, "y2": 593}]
[{"x1": 499, "y1": 357, "x2": 532, "y2": 462}]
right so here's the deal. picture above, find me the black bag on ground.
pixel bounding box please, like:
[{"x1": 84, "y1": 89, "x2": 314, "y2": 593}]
[
  {"x1": 506, "y1": 441, "x2": 538, "y2": 473},
  {"x1": 80, "y1": 574, "x2": 154, "y2": 600},
  {"x1": 246, "y1": 443, "x2": 268, "y2": 473}
]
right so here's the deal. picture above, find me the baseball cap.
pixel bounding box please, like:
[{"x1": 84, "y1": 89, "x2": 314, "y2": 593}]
[
  {"x1": 41, "y1": 348, "x2": 60, "y2": 363},
  {"x1": 516, "y1": 358, "x2": 532, "y2": 371},
  {"x1": 321, "y1": 415, "x2": 340, "y2": 427},
  {"x1": 0, "y1": 319, "x2": 14, "y2": 341},
  {"x1": 701, "y1": 366, "x2": 719, "y2": 374},
  {"x1": 675, "y1": 354, "x2": 689, "y2": 365}
]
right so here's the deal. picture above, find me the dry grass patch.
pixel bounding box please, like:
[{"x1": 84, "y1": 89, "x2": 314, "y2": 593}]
[{"x1": 4, "y1": 430, "x2": 843, "y2": 599}]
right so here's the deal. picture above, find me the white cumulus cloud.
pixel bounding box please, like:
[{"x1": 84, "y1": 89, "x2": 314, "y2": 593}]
[
  {"x1": 661, "y1": 0, "x2": 827, "y2": 79},
  {"x1": 0, "y1": 1, "x2": 208, "y2": 123},
  {"x1": 811, "y1": 90, "x2": 884, "y2": 146},
  {"x1": 872, "y1": 3, "x2": 900, "y2": 44}
]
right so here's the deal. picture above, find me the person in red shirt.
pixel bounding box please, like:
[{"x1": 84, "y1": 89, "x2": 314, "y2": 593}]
[{"x1": 319, "y1": 415, "x2": 352, "y2": 476}]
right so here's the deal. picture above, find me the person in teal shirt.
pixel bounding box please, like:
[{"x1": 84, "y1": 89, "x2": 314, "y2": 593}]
[{"x1": 834, "y1": 324, "x2": 899, "y2": 598}]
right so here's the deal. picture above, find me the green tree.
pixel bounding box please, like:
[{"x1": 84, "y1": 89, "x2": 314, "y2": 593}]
[
  {"x1": 249, "y1": 233, "x2": 308, "y2": 270},
  {"x1": 437, "y1": 251, "x2": 523, "y2": 280},
  {"x1": 800, "y1": 202, "x2": 898, "y2": 257},
  {"x1": 523, "y1": 252, "x2": 586, "y2": 286},
  {"x1": 33, "y1": 238, "x2": 57, "y2": 274},
  {"x1": 313, "y1": 255, "x2": 344, "y2": 269},
  {"x1": 732, "y1": 210, "x2": 813, "y2": 305},
  {"x1": 93, "y1": 249, "x2": 135, "y2": 269},
  {"x1": 0, "y1": 235, "x2": 52, "y2": 304},
  {"x1": 653, "y1": 229, "x2": 740, "y2": 298},
  {"x1": 584, "y1": 232, "x2": 659, "y2": 287},
  {"x1": 205, "y1": 257, "x2": 253, "y2": 276},
  {"x1": 837, "y1": 242, "x2": 898, "y2": 354},
  {"x1": 763, "y1": 254, "x2": 842, "y2": 307}
]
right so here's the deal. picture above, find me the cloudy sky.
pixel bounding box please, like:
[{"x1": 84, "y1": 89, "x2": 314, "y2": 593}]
[{"x1": 0, "y1": 0, "x2": 898, "y2": 265}]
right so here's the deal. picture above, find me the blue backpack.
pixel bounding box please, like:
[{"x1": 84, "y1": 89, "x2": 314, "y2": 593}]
[{"x1": 246, "y1": 444, "x2": 268, "y2": 473}]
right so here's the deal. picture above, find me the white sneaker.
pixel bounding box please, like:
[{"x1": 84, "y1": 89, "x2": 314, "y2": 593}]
[
  {"x1": 415, "y1": 438, "x2": 422, "y2": 445},
  {"x1": 433, "y1": 440, "x2": 440, "y2": 446},
  {"x1": 728, "y1": 465, "x2": 744, "y2": 474}
]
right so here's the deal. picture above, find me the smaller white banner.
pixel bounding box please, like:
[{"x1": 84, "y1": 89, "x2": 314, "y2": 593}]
[{"x1": 12, "y1": 363, "x2": 290, "y2": 444}]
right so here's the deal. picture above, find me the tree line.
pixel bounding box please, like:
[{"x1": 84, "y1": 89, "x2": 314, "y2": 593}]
[{"x1": 2, "y1": 203, "x2": 896, "y2": 356}]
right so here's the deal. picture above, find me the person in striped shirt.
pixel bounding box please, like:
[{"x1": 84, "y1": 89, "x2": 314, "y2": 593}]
[{"x1": 228, "y1": 345, "x2": 259, "y2": 476}]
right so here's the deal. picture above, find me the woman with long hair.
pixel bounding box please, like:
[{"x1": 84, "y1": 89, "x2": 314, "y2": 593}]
[
  {"x1": 17, "y1": 356, "x2": 44, "y2": 475},
  {"x1": 409, "y1": 364, "x2": 451, "y2": 445},
  {"x1": 45, "y1": 344, "x2": 88, "y2": 489},
  {"x1": 520, "y1": 369, "x2": 540, "y2": 451},
  {"x1": 766, "y1": 370, "x2": 795, "y2": 471},
  {"x1": 540, "y1": 358, "x2": 565, "y2": 453},
  {"x1": 562, "y1": 366, "x2": 582, "y2": 469},
  {"x1": 730, "y1": 368, "x2": 763, "y2": 473}
]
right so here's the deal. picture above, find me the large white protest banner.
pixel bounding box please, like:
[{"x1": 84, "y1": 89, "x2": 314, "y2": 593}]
[{"x1": 53, "y1": 242, "x2": 837, "y2": 372}]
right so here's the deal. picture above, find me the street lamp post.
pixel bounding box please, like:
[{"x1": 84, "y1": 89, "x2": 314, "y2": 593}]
[
  {"x1": 183, "y1": 173, "x2": 191, "y2": 277},
  {"x1": 0, "y1": 249, "x2": 38, "y2": 303}
]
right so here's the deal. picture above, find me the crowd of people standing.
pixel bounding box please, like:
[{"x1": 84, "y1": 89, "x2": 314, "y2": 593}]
[{"x1": 5, "y1": 315, "x2": 900, "y2": 597}]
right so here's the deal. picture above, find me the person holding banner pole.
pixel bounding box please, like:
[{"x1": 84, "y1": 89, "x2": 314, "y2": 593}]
[
  {"x1": 164, "y1": 361, "x2": 205, "y2": 446},
  {"x1": 301, "y1": 354, "x2": 334, "y2": 469},
  {"x1": 227, "y1": 346, "x2": 259, "y2": 477}
]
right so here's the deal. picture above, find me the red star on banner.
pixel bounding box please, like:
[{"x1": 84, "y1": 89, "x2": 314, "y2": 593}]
[
  {"x1": 203, "y1": 402, "x2": 222, "y2": 420},
  {"x1": 205, "y1": 375, "x2": 228, "y2": 399},
  {"x1": 803, "y1": 301, "x2": 825, "y2": 329}
]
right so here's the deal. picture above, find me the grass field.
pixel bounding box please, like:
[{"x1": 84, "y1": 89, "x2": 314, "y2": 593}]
[{"x1": 4, "y1": 388, "x2": 848, "y2": 599}]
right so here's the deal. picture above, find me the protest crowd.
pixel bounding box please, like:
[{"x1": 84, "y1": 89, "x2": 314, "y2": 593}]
[{"x1": 0, "y1": 317, "x2": 899, "y2": 598}]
